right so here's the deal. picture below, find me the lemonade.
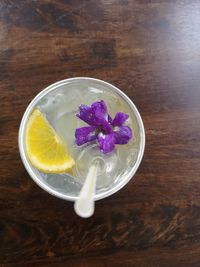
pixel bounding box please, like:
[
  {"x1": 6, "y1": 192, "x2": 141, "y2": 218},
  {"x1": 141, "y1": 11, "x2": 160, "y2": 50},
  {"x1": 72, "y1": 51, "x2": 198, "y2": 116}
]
[{"x1": 19, "y1": 78, "x2": 145, "y2": 200}]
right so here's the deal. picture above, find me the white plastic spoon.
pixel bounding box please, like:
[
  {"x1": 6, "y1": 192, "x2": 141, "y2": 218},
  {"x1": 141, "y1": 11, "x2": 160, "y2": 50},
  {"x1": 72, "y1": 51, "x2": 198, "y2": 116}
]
[{"x1": 74, "y1": 165, "x2": 98, "y2": 218}]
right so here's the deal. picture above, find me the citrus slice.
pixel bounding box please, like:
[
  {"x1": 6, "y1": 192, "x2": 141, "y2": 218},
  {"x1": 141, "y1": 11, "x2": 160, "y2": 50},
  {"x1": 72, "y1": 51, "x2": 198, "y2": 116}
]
[{"x1": 25, "y1": 109, "x2": 75, "y2": 173}]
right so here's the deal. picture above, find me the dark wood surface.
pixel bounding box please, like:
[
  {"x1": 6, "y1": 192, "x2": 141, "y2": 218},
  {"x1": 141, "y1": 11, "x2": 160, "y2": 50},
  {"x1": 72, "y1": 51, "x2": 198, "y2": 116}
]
[{"x1": 1, "y1": 0, "x2": 200, "y2": 266}]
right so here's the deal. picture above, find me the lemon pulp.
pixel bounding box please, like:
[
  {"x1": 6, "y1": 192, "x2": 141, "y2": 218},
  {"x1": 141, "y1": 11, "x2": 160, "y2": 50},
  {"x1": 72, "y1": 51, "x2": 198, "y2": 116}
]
[{"x1": 25, "y1": 109, "x2": 75, "y2": 173}]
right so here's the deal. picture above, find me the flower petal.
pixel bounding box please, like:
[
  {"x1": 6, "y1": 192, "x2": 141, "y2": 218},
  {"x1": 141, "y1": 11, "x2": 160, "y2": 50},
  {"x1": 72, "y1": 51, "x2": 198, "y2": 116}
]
[
  {"x1": 97, "y1": 132, "x2": 115, "y2": 153},
  {"x1": 112, "y1": 112, "x2": 129, "y2": 126},
  {"x1": 114, "y1": 126, "x2": 132, "y2": 144},
  {"x1": 91, "y1": 100, "x2": 107, "y2": 120},
  {"x1": 77, "y1": 100, "x2": 108, "y2": 126},
  {"x1": 76, "y1": 104, "x2": 94, "y2": 125},
  {"x1": 75, "y1": 126, "x2": 97, "y2": 146}
]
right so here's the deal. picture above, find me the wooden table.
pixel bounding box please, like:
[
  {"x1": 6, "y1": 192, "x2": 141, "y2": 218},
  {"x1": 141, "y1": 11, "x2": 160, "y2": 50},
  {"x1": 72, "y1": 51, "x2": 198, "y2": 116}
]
[{"x1": 1, "y1": 0, "x2": 200, "y2": 266}]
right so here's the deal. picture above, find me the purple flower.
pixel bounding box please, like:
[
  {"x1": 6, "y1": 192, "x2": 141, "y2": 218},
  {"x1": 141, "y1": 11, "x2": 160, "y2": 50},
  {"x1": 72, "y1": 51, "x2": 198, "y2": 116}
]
[{"x1": 75, "y1": 100, "x2": 133, "y2": 153}]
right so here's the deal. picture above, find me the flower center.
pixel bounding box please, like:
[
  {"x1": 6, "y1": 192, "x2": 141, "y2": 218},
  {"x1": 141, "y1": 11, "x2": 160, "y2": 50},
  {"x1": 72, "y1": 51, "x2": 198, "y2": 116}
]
[{"x1": 95, "y1": 127, "x2": 107, "y2": 135}]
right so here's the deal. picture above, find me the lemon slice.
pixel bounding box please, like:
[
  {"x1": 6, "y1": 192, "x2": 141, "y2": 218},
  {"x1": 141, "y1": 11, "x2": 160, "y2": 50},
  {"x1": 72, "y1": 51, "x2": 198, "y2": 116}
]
[{"x1": 25, "y1": 109, "x2": 75, "y2": 173}]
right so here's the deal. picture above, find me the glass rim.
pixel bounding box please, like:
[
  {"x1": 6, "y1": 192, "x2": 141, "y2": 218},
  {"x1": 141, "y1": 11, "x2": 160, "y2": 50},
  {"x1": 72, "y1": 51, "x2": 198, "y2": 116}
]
[{"x1": 18, "y1": 77, "x2": 145, "y2": 201}]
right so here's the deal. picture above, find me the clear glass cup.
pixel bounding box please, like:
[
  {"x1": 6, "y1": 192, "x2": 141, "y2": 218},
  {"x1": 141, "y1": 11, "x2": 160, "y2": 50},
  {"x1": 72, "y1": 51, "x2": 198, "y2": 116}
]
[{"x1": 18, "y1": 78, "x2": 145, "y2": 201}]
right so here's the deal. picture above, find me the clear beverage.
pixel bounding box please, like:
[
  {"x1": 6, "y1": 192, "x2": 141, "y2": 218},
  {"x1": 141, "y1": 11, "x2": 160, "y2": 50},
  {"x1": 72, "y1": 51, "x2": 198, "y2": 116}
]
[{"x1": 19, "y1": 78, "x2": 145, "y2": 200}]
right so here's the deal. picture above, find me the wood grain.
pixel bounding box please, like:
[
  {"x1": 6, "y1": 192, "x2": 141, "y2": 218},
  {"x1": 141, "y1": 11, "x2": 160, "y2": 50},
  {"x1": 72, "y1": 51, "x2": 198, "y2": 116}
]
[{"x1": 1, "y1": 0, "x2": 200, "y2": 266}]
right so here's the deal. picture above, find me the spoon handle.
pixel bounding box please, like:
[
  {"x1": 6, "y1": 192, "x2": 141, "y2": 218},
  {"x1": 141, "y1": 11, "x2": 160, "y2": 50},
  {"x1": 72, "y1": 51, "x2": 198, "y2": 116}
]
[{"x1": 74, "y1": 165, "x2": 97, "y2": 218}]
